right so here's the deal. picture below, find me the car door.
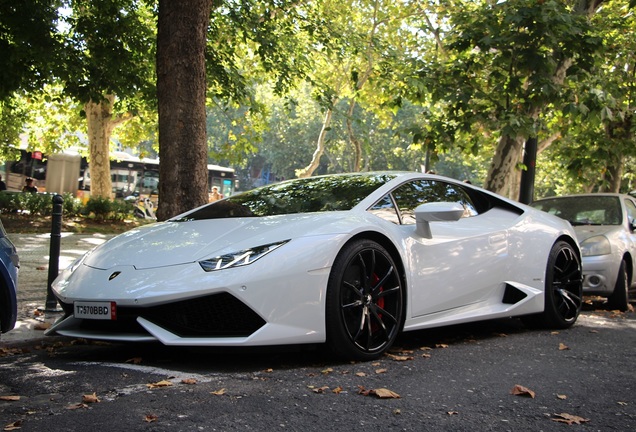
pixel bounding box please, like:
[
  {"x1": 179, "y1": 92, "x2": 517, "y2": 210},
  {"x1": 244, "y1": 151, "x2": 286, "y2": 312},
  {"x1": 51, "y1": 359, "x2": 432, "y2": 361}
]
[
  {"x1": 372, "y1": 179, "x2": 513, "y2": 318},
  {"x1": 622, "y1": 197, "x2": 636, "y2": 290}
]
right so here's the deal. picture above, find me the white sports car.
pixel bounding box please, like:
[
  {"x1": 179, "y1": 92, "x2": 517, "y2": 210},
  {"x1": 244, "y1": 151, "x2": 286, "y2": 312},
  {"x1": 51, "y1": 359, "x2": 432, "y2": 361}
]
[{"x1": 48, "y1": 172, "x2": 583, "y2": 360}]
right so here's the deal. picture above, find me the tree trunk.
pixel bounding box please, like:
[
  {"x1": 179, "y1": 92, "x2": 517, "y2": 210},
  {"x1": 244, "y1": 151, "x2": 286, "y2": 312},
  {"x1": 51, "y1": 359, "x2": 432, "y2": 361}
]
[
  {"x1": 603, "y1": 160, "x2": 623, "y2": 193},
  {"x1": 346, "y1": 99, "x2": 363, "y2": 172},
  {"x1": 156, "y1": 0, "x2": 214, "y2": 220},
  {"x1": 85, "y1": 96, "x2": 115, "y2": 199},
  {"x1": 296, "y1": 107, "x2": 334, "y2": 178},
  {"x1": 483, "y1": 134, "x2": 525, "y2": 199}
]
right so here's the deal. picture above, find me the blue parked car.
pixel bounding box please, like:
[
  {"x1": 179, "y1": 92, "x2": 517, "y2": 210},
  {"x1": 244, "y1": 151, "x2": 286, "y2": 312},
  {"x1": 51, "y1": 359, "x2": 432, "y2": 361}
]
[{"x1": 0, "y1": 219, "x2": 19, "y2": 335}]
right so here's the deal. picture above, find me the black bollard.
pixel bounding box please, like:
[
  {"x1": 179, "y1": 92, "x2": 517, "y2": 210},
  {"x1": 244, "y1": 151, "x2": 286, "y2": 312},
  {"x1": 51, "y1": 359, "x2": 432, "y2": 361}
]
[{"x1": 45, "y1": 194, "x2": 64, "y2": 311}]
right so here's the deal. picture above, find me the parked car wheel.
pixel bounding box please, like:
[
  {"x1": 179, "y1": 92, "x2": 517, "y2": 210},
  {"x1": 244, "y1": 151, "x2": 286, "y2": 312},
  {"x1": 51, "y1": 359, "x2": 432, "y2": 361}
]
[
  {"x1": 326, "y1": 239, "x2": 404, "y2": 361},
  {"x1": 607, "y1": 261, "x2": 629, "y2": 312},
  {"x1": 523, "y1": 241, "x2": 582, "y2": 329}
]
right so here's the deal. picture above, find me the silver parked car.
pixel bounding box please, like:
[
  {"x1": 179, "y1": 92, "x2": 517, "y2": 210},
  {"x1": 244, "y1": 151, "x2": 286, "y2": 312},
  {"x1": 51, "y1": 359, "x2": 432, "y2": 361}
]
[{"x1": 531, "y1": 193, "x2": 636, "y2": 311}]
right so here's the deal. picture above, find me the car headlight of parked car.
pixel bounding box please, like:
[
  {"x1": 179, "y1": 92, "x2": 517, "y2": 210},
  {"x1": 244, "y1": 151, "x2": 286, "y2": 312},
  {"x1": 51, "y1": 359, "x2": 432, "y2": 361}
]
[
  {"x1": 580, "y1": 235, "x2": 611, "y2": 257},
  {"x1": 198, "y1": 240, "x2": 289, "y2": 272}
]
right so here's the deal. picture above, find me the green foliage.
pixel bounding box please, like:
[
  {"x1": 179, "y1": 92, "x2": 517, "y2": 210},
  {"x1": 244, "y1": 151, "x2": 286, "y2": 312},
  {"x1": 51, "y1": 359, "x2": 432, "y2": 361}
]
[
  {"x1": 0, "y1": 192, "x2": 135, "y2": 221},
  {"x1": 0, "y1": 192, "x2": 52, "y2": 215},
  {"x1": 60, "y1": 0, "x2": 156, "y2": 104},
  {"x1": 22, "y1": 192, "x2": 53, "y2": 215},
  {"x1": 62, "y1": 193, "x2": 83, "y2": 217},
  {"x1": 83, "y1": 196, "x2": 134, "y2": 221},
  {"x1": 84, "y1": 196, "x2": 113, "y2": 221},
  {"x1": 0, "y1": 0, "x2": 63, "y2": 99},
  {"x1": 109, "y1": 199, "x2": 134, "y2": 221}
]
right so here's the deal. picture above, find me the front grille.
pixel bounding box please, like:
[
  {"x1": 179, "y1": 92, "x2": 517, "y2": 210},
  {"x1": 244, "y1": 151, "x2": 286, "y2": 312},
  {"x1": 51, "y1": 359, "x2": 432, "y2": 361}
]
[{"x1": 61, "y1": 292, "x2": 266, "y2": 338}]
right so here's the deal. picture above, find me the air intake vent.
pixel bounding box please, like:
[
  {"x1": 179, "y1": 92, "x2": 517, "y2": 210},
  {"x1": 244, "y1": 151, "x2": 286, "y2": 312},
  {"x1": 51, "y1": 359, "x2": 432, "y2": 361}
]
[{"x1": 502, "y1": 284, "x2": 528, "y2": 304}]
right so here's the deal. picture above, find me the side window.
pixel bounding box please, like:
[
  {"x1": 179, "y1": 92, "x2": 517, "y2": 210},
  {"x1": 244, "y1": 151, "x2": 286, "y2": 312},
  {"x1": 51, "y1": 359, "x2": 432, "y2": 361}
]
[
  {"x1": 391, "y1": 180, "x2": 478, "y2": 225},
  {"x1": 624, "y1": 199, "x2": 636, "y2": 226},
  {"x1": 368, "y1": 195, "x2": 400, "y2": 224}
]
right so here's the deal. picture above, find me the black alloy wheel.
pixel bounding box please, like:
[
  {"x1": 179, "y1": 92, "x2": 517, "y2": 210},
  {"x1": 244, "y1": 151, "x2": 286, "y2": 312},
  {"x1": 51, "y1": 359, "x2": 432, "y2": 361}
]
[
  {"x1": 326, "y1": 239, "x2": 404, "y2": 361},
  {"x1": 523, "y1": 240, "x2": 583, "y2": 329}
]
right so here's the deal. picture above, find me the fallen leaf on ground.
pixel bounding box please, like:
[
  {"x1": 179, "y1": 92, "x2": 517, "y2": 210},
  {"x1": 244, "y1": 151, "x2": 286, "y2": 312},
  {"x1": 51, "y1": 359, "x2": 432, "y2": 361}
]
[
  {"x1": 181, "y1": 378, "x2": 197, "y2": 385},
  {"x1": 332, "y1": 387, "x2": 343, "y2": 394},
  {"x1": 126, "y1": 357, "x2": 142, "y2": 364},
  {"x1": 0, "y1": 396, "x2": 20, "y2": 401},
  {"x1": 357, "y1": 386, "x2": 400, "y2": 399},
  {"x1": 0, "y1": 348, "x2": 25, "y2": 358},
  {"x1": 435, "y1": 343, "x2": 449, "y2": 349},
  {"x1": 33, "y1": 322, "x2": 51, "y2": 331},
  {"x1": 66, "y1": 403, "x2": 89, "y2": 410},
  {"x1": 210, "y1": 388, "x2": 227, "y2": 395},
  {"x1": 312, "y1": 386, "x2": 330, "y2": 394},
  {"x1": 321, "y1": 368, "x2": 333, "y2": 374},
  {"x1": 447, "y1": 411, "x2": 459, "y2": 416},
  {"x1": 3, "y1": 420, "x2": 23, "y2": 431},
  {"x1": 355, "y1": 372, "x2": 366, "y2": 377},
  {"x1": 146, "y1": 380, "x2": 173, "y2": 389},
  {"x1": 143, "y1": 414, "x2": 158, "y2": 423},
  {"x1": 559, "y1": 343, "x2": 570, "y2": 350},
  {"x1": 421, "y1": 353, "x2": 431, "y2": 359},
  {"x1": 82, "y1": 393, "x2": 100, "y2": 404},
  {"x1": 386, "y1": 353, "x2": 414, "y2": 361},
  {"x1": 557, "y1": 394, "x2": 567, "y2": 400},
  {"x1": 551, "y1": 413, "x2": 590, "y2": 425},
  {"x1": 510, "y1": 384, "x2": 535, "y2": 398},
  {"x1": 375, "y1": 368, "x2": 387, "y2": 374}
]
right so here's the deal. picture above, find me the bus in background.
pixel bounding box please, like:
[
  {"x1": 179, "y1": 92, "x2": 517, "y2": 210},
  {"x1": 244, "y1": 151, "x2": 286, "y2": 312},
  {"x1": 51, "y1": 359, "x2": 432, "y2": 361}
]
[
  {"x1": 81, "y1": 155, "x2": 236, "y2": 199},
  {"x1": 6, "y1": 149, "x2": 236, "y2": 199}
]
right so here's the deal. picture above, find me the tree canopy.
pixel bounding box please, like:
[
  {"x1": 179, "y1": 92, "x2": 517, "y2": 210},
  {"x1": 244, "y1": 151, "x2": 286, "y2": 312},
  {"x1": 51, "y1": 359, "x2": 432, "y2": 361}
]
[{"x1": 1, "y1": 0, "x2": 635, "y2": 215}]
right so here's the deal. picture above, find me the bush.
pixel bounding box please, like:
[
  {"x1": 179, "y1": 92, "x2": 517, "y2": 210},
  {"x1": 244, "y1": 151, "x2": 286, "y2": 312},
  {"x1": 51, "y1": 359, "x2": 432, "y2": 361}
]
[
  {"x1": 84, "y1": 196, "x2": 113, "y2": 221},
  {"x1": 0, "y1": 192, "x2": 21, "y2": 213},
  {"x1": 110, "y1": 199, "x2": 134, "y2": 221},
  {"x1": 0, "y1": 192, "x2": 52, "y2": 215},
  {"x1": 22, "y1": 193, "x2": 53, "y2": 216},
  {"x1": 62, "y1": 193, "x2": 83, "y2": 218}
]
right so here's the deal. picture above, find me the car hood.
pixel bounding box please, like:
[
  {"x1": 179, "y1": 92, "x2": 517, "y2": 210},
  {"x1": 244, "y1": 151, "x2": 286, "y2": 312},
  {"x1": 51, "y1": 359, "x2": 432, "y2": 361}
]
[
  {"x1": 83, "y1": 213, "x2": 350, "y2": 270},
  {"x1": 573, "y1": 225, "x2": 621, "y2": 242}
]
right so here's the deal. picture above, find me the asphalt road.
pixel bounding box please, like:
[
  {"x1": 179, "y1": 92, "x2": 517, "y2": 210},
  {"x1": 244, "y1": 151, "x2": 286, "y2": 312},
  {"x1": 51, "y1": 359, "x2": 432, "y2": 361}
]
[
  {"x1": 1, "y1": 233, "x2": 635, "y2": 431},
  {"x1": 1, "y1": 306, "x2": 635, "y2": 430}
]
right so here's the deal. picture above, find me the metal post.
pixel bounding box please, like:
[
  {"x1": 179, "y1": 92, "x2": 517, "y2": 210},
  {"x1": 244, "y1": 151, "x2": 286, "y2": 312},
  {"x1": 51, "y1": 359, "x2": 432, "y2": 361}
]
[{"x1": 45, "y1": 194, "x2": 64, "y2": 311}]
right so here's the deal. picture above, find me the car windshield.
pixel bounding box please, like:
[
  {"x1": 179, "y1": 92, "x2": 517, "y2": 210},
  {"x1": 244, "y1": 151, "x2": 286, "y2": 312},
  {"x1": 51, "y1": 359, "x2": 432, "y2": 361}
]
[
  {"x1": 531, "y1": 196, "x2": 622, "y2": 226},
  {"x1": 174, "y1": 173, "x2": 397, "y2": 220}
]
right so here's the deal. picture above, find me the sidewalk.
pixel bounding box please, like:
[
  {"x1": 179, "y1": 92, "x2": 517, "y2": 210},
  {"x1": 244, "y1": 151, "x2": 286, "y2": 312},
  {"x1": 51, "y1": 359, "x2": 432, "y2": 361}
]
[{"x1": 1, "y1": 232, "x2": 113, "y2": 346}]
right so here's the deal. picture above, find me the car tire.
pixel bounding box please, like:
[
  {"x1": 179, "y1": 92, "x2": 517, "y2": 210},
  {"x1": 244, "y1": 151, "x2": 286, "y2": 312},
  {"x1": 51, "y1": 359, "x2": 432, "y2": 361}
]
[
  {"x1": 522, "y1": 240, "x2": 582, "y2": 329},
  {"x1": 607, "y1": 261, "x2": 629, "y2": 312},
  {"x1": 326, "y1": 239, "x2": 404, "y2": 361}
]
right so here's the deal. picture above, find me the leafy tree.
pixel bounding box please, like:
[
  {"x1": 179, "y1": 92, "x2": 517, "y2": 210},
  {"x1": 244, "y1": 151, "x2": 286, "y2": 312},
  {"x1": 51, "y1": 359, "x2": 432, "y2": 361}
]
[
  {"x1": 0, "y1": 0, "x2": 63, "y2": 158},
  {"x1": 59, "y1": 0, "x2": 156, "y2": 199},
  {"x1": 410, "y1": 0, "x2": 604, "y2": 198}
]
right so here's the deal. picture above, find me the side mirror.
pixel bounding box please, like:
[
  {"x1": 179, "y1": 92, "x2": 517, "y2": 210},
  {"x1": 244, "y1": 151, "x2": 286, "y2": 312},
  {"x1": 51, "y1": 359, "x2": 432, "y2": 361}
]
[{"x1": 415, "y1": 202, "x2": 465, "y2": 239}]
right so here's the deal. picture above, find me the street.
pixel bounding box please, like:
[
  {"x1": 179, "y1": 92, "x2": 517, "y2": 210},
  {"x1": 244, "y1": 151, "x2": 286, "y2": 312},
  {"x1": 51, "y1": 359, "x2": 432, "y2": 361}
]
[{"x1": 1, "y1": 233, "x2": 635, "y2": 431}]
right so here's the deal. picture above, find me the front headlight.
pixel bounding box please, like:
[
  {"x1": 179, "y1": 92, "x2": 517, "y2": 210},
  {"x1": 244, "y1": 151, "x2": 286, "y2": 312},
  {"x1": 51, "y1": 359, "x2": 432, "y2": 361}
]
[
  {"x1": 580, "y1": 235, "x2": 611, "y2": 257},
  {"x1": 198, "y1": 240, "x2": 289, "y2": 272}
]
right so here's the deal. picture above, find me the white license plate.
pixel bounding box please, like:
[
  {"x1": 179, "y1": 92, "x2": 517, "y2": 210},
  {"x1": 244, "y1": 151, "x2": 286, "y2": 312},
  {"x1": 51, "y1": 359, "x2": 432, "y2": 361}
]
[{"x1": 74, "y1": 301, "x2": 117, "y2": 320}]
